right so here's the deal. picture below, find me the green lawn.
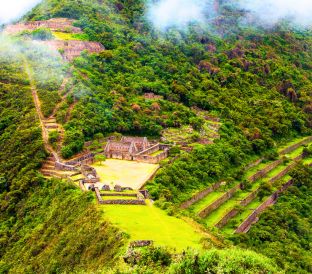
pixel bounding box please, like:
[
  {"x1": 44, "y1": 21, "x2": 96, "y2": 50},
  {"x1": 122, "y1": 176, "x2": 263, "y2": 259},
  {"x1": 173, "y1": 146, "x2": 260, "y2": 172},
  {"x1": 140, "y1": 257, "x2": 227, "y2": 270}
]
[
  {"x1": 277, "y1": 136, "x2": 308, "y2": 153},
  {"x1": 188, "y1": 191, "x2": 225, "y2": 214},
  {"x1": 286, "y1": 146, "x2": 304, "y2": 159},
  {"x1": 263, "y1": 162, "x2": 289, "y2": 181},
  {"x1": 227, "y1": 198, "x2": 262, "y2": 225},
  {"x1": 303, "y1": 157, "x2": 312, "y2": 165},
  {"x1": 203, "y1": 199, "x2": 239, "y2": 227},
  {"x1": 101, "y1": 200, "x2": 204, "y2": 251}
]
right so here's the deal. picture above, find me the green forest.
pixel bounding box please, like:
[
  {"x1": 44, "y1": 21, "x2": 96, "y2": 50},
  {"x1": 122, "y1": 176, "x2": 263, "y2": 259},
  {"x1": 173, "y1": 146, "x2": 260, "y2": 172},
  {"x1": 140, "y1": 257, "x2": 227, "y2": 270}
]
[{"x1": 0, "y1": 0, "x2": 311, "y2": 273}]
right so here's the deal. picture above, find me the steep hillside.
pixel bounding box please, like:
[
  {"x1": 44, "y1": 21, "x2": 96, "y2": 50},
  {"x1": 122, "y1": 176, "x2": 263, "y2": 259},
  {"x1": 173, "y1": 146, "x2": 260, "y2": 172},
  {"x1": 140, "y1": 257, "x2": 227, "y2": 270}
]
[
  {"x1": 0, "y1": 46, "x2": 125, "y2": 273},
  {"x1": 232, "y1": 164, "x2": 312, "y2": 273},
  {"x1": 0, "y1": 0, "x2": 312, "y2": 273}
]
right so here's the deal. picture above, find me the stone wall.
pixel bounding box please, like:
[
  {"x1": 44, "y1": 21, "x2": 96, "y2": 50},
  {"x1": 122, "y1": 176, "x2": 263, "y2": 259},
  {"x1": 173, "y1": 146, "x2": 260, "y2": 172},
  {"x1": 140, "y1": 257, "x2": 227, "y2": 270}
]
[
  {"x1": 55, "y1": 161, "x2": 78, "y2": 171},
  {"x1": 215, "y1": 208, "x2": 240, "y2": 229},
  {"x1": 248, "y1": 159, "x2": 283, "y2": 182},
  {"x1": 79, "y1": 181, "x2": 86, "y2": 191},
  {"x1": 269, "y1": 162, "x2": 298, "y2": 183},
  {"x1": 215, "y1": 189, "x2": 259, "y2": 228},
  {"x1": 135, "y1": 144, "x2": 160, "y2": 156},
  {"x1": 94, "y1": 187, "x2": 104, "y2": 204},
  {"x1": 130, "y1": 240, "x2": 153, "y2": 248},
  {"x1": 235, "y1": 179, "x2": 294, "y2": 233},
  {"x1": 244, "y1": 158, "x2": 263, "y2": 171},
  {"x1": 133, "y1": 150, "x2": 168, "y2": 164},
  {"x1": 65, "y1": 153, "x2": 94, "y2": 166},
  {"x1": 180, "y1": 181, "x2": 222, "y2": 209},
  {"x1": 101, "y1": 193, "x2": 137, "y2": 197},
  {"x1": 198, "y1": 183, "x2": 242, "y2": 218},
  {"x1": 279, "y1": 136, "x2": 312, "y2": 155},
  {"x1": 100, "y1": 200, "x2": 146, "y2": 205}
]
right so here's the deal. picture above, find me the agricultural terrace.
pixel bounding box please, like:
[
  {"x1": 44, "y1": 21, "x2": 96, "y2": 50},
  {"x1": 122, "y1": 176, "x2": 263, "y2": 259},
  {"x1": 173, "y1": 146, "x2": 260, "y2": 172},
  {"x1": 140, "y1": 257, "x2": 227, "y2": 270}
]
[
  {"x1": 91, "y1": 159, "x2": 159, "y2": 189},
  {"x1": 100, "y1": 200, "x2": 204, "y2": 251}
]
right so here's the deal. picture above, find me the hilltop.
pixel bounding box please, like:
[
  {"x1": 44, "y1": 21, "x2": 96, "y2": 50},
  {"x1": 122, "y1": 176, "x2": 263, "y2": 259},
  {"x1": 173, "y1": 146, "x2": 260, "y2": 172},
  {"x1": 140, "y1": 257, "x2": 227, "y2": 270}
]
[{"x1": 0, "y1": 0, "x2": 311, "y2": 273}]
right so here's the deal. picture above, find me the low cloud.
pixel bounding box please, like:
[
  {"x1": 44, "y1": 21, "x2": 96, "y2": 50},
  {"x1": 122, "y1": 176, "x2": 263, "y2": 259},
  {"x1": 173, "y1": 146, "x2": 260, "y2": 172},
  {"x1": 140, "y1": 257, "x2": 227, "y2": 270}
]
[
  {"x1": 147, "y1": 0, "x2": 312, "y2": 31},
  {"x1": 0, "y1": 0, "x2": 42, "y2": 24},
  {"x1": 147, "y1": 0, "x2": 214, "y2": 30}
]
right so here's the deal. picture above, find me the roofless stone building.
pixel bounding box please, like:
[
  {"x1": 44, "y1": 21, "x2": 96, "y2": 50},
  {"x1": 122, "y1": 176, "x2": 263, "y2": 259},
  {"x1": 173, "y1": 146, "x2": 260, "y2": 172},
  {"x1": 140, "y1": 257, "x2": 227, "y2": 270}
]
[{"x1": 104, "y1": 136, "x2": 169, "y2": 164}]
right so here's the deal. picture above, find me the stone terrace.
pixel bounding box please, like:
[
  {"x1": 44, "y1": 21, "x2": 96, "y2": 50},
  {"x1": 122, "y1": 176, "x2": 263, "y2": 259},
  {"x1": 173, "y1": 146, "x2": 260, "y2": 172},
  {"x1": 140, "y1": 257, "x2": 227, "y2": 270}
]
[
  {"x1": 4, "y1": 18, "x2": 82, "y2": 34},
  {"x1": 35, "y1": 40, "x2": 104, "y2": 61}
]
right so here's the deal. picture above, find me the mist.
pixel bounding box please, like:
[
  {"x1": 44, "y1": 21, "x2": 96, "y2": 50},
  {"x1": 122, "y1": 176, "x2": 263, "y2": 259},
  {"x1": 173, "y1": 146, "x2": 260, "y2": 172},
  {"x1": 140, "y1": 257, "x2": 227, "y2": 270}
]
[
  {"x1": 238, "y1": 0, "x2": 312, "y2": 27},
  {"x1": 147, "y1": 0, "x2": 312, "y2": 30},
  {"x1": 0, "y1": 0, "x2": 42, "y2": 24},
  {"x1": 147, "y1": 0, "x2": 215, "y2": 30}
]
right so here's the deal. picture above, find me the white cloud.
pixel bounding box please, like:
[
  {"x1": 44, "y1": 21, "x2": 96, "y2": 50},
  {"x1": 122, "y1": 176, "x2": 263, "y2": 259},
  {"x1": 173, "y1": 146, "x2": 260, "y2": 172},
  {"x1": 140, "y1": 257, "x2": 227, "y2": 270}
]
[
  {"x1": 238, "y1": 0, "x2": 312, "y2": 27},
  {"x1": 0, "y1": 0, "x2": 42, "y2": 24},
  {"x1": 147, "y1": 0, "x2": 213, "y2": 30},
  {"x1": 147, "y1": 0, "x2": 312, "y2": 31}
]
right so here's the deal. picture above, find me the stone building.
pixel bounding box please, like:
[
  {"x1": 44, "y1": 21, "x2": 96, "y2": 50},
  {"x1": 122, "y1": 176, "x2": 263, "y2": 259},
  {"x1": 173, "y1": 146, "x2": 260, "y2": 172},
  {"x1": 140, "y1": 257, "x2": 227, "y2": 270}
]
[{"x1": 104, "y1": 136, "x2": 169, "y2": 163}]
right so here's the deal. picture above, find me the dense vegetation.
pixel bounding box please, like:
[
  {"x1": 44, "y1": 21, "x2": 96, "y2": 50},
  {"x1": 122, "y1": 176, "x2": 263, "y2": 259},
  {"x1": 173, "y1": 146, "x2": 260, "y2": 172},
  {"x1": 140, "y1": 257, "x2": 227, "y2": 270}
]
[
  {"x1": 26, "y1": 1, "x2": 311, "y2": 196},
  {"x1": 0, "y1": 0, "x2": 311, "y2": 272},
  {"x1": 122, "y1": 246, "x2": 280, "y2": 274},
  {"x1": 232, "y1": 164, "x2": 312, "y2": 273},
  {"x1": 0, "y1": 48, "x2": 125, "y2": 273}
]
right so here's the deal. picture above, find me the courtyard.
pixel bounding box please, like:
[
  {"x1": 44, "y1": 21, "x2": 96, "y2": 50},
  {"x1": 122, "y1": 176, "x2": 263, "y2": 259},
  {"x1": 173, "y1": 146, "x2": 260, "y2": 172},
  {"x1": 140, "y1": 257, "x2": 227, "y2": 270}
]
[{"x1": 91, "y1": 159, "x2": 159, "y2": 190}]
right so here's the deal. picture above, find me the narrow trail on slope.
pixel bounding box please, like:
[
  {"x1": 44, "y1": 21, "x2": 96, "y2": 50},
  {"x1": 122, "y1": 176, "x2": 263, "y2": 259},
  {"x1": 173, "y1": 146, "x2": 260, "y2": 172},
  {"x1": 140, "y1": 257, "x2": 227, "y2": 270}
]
[{"x1": 23, "y1": 59, "x2": 60, "y2": 162}]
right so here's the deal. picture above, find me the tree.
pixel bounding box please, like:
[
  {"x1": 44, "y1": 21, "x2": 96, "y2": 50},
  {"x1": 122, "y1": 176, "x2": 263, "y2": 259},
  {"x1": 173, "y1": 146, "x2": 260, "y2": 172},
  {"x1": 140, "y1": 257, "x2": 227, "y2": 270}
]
[{"x1": 94, "y1": 154, "x2": 106, "y2": 165}]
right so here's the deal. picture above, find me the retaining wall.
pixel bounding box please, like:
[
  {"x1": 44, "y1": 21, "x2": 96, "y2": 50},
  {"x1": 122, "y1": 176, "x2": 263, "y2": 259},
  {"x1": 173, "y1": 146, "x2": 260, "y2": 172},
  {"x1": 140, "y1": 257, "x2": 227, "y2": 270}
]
[
  {"x1": 94, "y1": 187, "x2": 104, "y2": 204},
  {"x1": 101, "y1": 193, "x2": 137, "y2": 197},
  {"x1": 215, "y1": 189, "x2": 259, "y2": 228},
  {"x1": 100, "y1": 200, "x2": 146, "y2": 205},
  {"x1": 180, "y1": 181, "x2": 222, "y2": 209},
  {"x1": 235, "y1": 179, "x2": 294, "y2": 233},
  {"x1": 65, "y1": 153, "x2": 94, "y2": 166},
  {"x1": 133, "y1": 150, "x2": 168, "y2": 164},
  {"x1": 269, "y1": 162, "x2": 298, "y2": 183},
  {"x1": 244, "y1": 158, "x2": 263, "y2": 171},
  {"x1": 248, "y1": 159, "x2": 283, "y2": 182},
  {"x1": 55, "y1": 161, "x2": 78, "y2": 171},
  {"x1": 279, "y1": 136, "x2": 312, "y2": 155},
  {"x1": 198, "y1": 183, "x2": 241, "y2": 218},
  {"x1": 130, "y1": 240, "x2": 153, "y2": 247}
]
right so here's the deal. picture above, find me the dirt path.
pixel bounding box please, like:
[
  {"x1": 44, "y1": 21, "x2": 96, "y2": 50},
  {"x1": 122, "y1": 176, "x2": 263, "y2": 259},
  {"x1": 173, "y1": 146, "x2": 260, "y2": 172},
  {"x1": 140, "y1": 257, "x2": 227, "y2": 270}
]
[{"x1": 24, "y1": 60, "x2": 60, "y2": 162}]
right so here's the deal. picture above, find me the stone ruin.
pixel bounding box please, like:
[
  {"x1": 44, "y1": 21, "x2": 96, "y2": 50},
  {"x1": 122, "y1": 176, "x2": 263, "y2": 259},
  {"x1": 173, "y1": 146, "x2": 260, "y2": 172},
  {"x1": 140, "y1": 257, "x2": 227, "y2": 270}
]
[
  {"x1": 143, "y1": 92, "x2": 163, "y2": 100},
  {"x1": 104, "y1": 136, "x2": 169, "y2": 164},
  {"x1": 4, "y1": 18, "x2": 82, "y2": 34},
  {"x1": 35, "y1": 40, "x2": 105, "y2": 61},
  {"x1": 81, "y1": 165, "x2": 100, "y2": 184},
  {"x1": 4, "y1": 18, "x2": 104, "y2": 61}
]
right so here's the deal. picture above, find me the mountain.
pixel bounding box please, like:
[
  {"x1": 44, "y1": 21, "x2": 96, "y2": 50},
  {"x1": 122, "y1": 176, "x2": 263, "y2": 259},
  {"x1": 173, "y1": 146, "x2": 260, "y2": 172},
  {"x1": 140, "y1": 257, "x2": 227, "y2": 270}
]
[{"x1": 0, "y1": 0, "x2": 311, "y2": 273}]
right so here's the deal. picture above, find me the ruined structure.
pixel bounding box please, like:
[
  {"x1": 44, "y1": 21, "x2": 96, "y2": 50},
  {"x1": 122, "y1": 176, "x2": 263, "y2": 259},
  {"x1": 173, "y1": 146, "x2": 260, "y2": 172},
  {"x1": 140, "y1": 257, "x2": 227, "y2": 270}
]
[
  {"x1": 143, "y1": 92, "x2": 163, "y2": 100},
  {"x1": 104, "y1": 136, "x2": 169, "y2": 164},
  {"x1": 81, "y1": 165, "x2": 100, "y2": 183},
  {"x1": 36, "y1": 40, "x2": 104, "y2": 61},
  {"x1": 4, "y1": 18, "x2": 82, "y2": 34}
]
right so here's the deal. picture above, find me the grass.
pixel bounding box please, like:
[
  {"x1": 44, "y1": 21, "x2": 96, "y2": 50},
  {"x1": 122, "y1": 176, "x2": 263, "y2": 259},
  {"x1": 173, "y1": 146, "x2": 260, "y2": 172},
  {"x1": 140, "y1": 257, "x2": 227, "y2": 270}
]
[
  {"x1": 278, "y1": 136, "x2": 309, "y2": 153},
  {"x1": 286, "y1": 146, "x2": 304, "y2": 159},
  {"x1": 52, "y1": 31, "x2": 89, "y2": 41},
  {"x1": 203, "y1": 199, "x2": 239, "y2": 227},
  {"x1": 91, "y1": 159, "x2": 159, "y2": 190},
  {"x1": 101, "y1": 200, "x2": 204, "y2": 251},
  {"x1": 263, "y1": 162, "x2": 289, "y2": 181},
  {"x1": 303, "y1": 157, "x2": 312, "y2": 165},
  {"x1": 150, "y1": 150, "x2": 164, "y2": 156},
  {"x1": 189, "y1": 191, "x2": 225, "y2": 214},
  {"x1": 244, "y1": 162, "x2": 271, "y2": 179}
]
